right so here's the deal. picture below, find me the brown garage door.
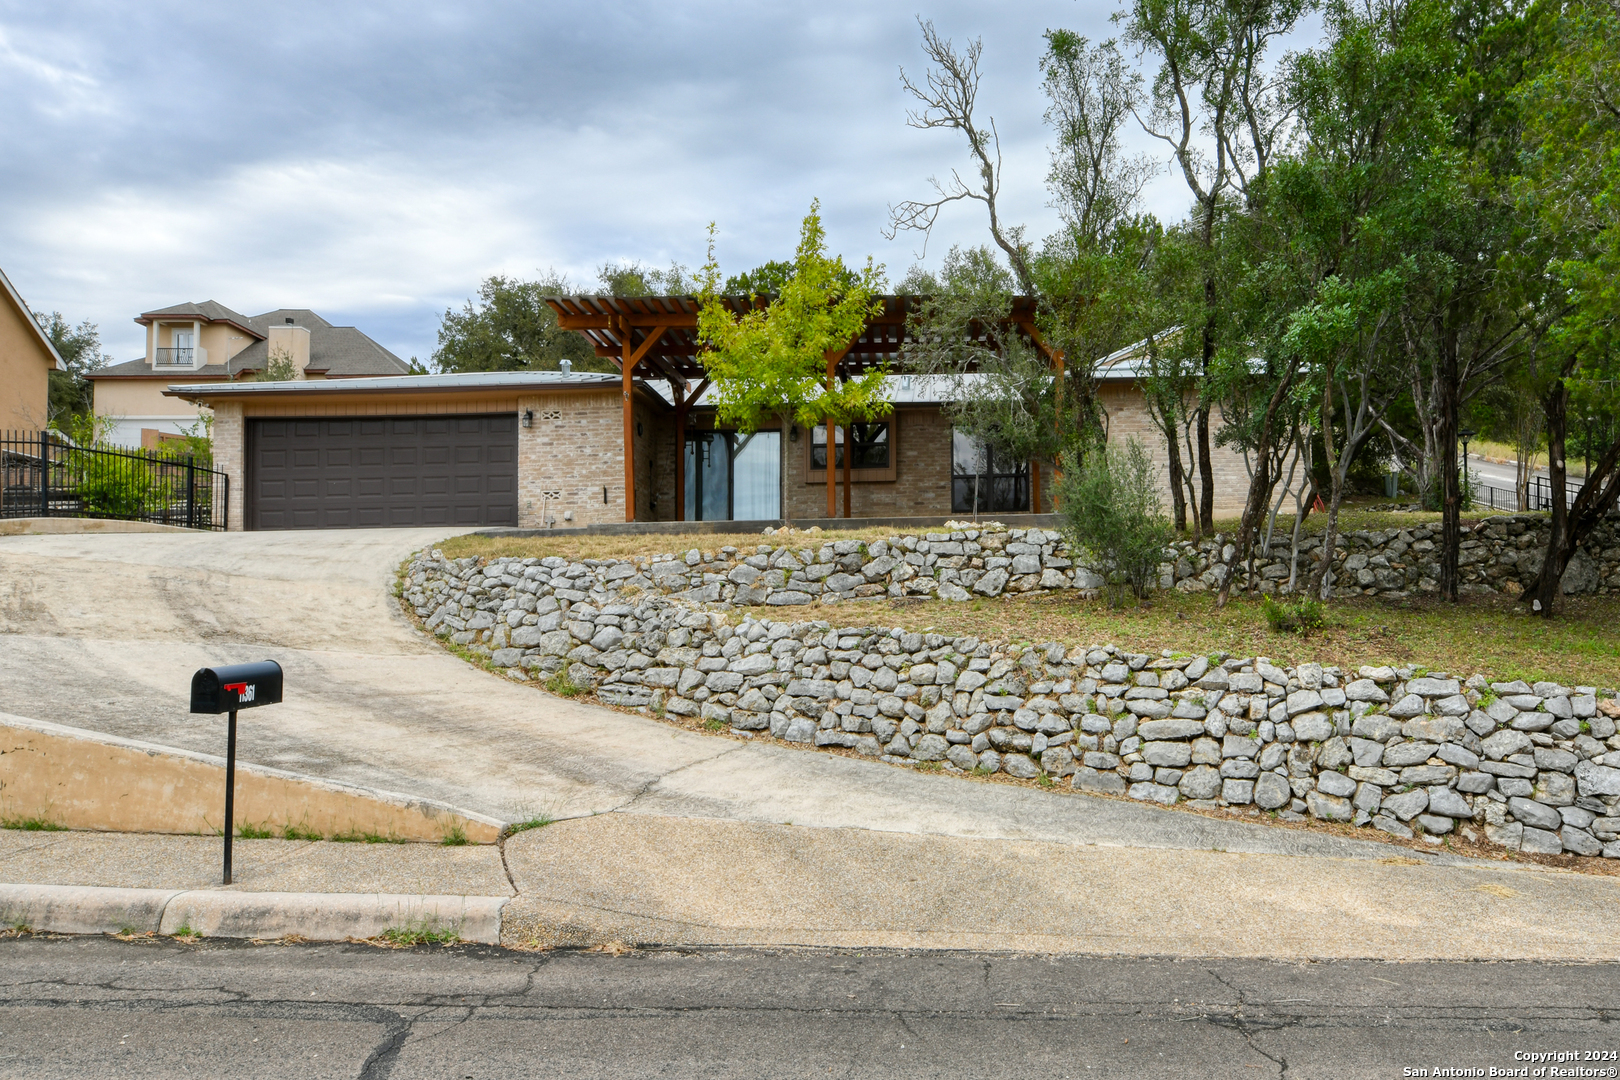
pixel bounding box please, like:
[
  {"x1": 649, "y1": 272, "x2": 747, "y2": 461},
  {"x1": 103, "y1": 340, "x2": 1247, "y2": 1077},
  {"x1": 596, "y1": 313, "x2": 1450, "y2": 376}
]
[{"x1": 247, "y1": 415, "x2": 518, "y2": 530}]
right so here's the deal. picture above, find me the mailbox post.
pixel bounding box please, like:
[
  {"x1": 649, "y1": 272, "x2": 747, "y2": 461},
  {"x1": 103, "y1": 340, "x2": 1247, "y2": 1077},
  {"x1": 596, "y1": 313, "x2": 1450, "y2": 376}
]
[{"x1": 190, "y1": 661, "x2": 283, "y2": 884}]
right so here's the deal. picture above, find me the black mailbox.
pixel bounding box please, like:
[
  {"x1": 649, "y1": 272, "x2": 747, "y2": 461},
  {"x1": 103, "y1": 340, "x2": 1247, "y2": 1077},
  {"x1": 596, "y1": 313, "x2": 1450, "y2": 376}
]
[{"x1": 190, "y1": 661, "x2": 283, "y2": 714}]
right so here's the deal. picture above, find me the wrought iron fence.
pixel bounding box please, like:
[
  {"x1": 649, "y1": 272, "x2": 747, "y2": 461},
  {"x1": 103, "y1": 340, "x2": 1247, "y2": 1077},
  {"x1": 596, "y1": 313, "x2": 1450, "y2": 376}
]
[
  {"x1": 0, "y1": 430, "x2": 229, "y2": 530},
  {"x1": 1470, "y1": 475, "x2": 1584, "y2": 513}
]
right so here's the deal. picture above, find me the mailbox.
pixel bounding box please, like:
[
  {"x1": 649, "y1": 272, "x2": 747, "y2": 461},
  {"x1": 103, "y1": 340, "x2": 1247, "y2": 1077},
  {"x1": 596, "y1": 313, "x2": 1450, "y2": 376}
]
[{"x1": 190, "y1": 661, "x2": 282, "y2": 714}]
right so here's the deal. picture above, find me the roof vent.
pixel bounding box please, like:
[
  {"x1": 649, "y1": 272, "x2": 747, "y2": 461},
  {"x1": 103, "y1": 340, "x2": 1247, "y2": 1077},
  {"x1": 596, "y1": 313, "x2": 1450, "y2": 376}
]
[
  {"x1": 285, "y1": 317, "x2": 294, "y2": 324},
  {"x1": 559, "y1": 358, "x2": 572, "y2": 375}
]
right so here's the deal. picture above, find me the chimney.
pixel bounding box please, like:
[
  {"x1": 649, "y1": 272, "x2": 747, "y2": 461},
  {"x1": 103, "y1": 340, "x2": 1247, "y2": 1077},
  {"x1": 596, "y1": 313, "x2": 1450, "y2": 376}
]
[
  {"x1": 265, "y1": 323, "x2": 312, "y2": 379},
  {"x1": 559, "y1": 358, "x2": 572, "y2": 375}
]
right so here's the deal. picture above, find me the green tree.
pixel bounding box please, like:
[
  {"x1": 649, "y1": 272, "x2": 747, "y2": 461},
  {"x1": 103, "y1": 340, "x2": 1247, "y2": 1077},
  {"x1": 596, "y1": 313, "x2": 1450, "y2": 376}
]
[
  {"x1": 596, "y1": 261, "x2": 697, "y2": 296},
  {"x1": 252, "y1": 346, "x2": 299, "y2": 382},
  {"x1": 695, "y1": 202, "x2": 887, "y2": 515},
  {"x1": 1056, "y1": 437, "x2": 1174, "y2": 604},
  {"x1": 1512, "y1": 0, "x2": 1620, "y2": 615},
  {"x1": 431, "y1": 273, "x2": 604, "y2": 373},
  {"x1": 34, "y1": 312, "x2": 112, "y2": 424}
]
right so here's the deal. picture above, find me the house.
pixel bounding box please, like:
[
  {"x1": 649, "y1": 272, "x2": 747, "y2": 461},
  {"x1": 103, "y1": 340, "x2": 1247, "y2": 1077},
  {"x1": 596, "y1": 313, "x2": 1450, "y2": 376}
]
[
  {"x1": 164, "y1": 295, "x2": 1252, "y2": 532},
  {"x1": 86, "y1": 302, "x2": 409, "y2": 448},
  {"x1": 0, "y1": 267, "x2": 67, "y2": 431}
]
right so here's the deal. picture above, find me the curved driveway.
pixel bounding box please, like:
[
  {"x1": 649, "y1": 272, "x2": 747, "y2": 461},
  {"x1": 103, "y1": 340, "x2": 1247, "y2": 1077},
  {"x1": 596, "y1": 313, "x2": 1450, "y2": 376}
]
[{"x1": 0, "y1": 528, "x2": 1488, "y2": 859}]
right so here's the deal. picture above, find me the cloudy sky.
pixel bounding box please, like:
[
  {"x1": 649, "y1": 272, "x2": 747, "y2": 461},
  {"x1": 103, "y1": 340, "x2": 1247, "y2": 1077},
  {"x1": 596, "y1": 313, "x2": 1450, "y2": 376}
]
[{"x1": 1, "y1": 1, "x2": 1205, "y2": 365}]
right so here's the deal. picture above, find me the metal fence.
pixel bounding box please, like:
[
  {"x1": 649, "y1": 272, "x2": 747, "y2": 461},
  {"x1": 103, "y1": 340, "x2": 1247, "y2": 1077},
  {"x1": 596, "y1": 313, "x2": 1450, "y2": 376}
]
[
  {"x1": 1470, "y1": 475, "x2": 1585, "y2": 513},
  {"x1": 0, "y1": 430, "x2": 229, "y2": 530}
]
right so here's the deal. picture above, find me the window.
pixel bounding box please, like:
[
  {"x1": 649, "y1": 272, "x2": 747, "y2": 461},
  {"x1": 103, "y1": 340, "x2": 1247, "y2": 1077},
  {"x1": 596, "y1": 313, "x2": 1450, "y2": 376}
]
[
  {"x1": 806, "y1": 418, "x2": 897, "y2": 482},
  {"x1": 811, "y1": 422, "x2": 889, "y2": 470},
  {"x1": 952, "y1": 430, "x2": 1029, "y2": 513},
  {"x1": 685, "y1": 430, "x2": 780, "y2": 521}
]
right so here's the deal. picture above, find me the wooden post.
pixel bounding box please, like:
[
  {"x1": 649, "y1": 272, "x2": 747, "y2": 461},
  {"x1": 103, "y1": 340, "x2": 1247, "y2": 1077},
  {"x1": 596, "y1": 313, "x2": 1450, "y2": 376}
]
[
  {"x1": 673, "y1": 379, "x2": 687, "y2": 522},
  {"x1": 1031, "y1": 459, "x2": 1041, "y2": 514},
  {"x1": 843, "y1": 421, "x2": 852, "y2": 519},
  {"x1": 825, "y1": 354, "x2": 837, "y2": 519},
  {"x1": 622, "y1": 325, "x2": 636, "y2": 522}
]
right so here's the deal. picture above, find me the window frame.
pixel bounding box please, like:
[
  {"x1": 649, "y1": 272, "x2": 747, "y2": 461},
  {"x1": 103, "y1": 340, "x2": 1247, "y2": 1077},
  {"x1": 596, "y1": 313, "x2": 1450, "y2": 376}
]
[{"x1": 804, "y1": 415, "x2": 898, "y2": 483}]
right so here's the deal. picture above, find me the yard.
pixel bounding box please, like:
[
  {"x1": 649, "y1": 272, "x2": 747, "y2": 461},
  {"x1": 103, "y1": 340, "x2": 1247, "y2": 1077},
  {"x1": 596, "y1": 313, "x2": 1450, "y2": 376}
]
[{"x1": 437, "y1": 507, "x2": 1619, "y2": 690}]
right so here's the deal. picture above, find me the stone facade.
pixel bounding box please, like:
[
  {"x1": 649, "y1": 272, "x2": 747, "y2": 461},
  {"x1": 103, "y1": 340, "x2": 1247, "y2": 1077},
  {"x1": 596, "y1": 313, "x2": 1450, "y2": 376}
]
[{"x1": 403, "y1": 548, "x2": 1620, "y2": 859}]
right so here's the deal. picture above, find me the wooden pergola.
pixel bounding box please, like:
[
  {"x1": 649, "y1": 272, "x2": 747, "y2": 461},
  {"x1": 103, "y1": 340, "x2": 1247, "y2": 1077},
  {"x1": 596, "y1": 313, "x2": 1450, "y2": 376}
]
[{"x1": 546, "y1": 295, "x2": 1054, "y2": 522}]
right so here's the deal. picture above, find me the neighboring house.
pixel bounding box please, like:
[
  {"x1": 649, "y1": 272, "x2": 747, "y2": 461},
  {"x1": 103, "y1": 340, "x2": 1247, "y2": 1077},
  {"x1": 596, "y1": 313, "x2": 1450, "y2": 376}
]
[
  {"x1": 86, "y1": 302, "x2": 409, "y2": 448},
  {"x1": 162, "y1": 296, "x2": 1253, "y2": 533},
  {"x1": 0, "y1": 266, "x2": 66, "y2": 432}
]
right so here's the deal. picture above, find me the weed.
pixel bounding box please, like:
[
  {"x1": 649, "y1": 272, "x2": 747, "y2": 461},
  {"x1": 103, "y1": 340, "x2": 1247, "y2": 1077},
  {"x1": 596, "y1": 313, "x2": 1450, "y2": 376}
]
[
  {"x1": 1, "y1": 815, "x2": 65, "y2": 832},
  {"x1": 1261, "y1": 595, "x2": 1327, "y2": 636},
  {"x1": 331, "y1": 831, "x2": 407, "y2": 844},
  {"x1": 1036, "y1": 774, "x2": 1055, "y2": 789},
  {"x1": 235, "y1": 822, "x2": 275, "y2": 840},
  {"x1": 440, "y1": 823, "x2": 470, "y2": 847},
  {"x1": 508, "y1": 814, "x2": 555, "y2": 835},
  {"x1": 282, "y1": 825, "x2": 325, "y2": 841},
  {"x1": 702, "y1": 717, "x2": 726, "y2": 732},
  {"x1": 170, "y1": 925, "x2": 201, "y2": 942},
  {"x1": 545, "y1": 671, "x2": 585, "y2": 698},
  {"x1": 377, "y1": 921, "x2": 461, "y2": 947}
]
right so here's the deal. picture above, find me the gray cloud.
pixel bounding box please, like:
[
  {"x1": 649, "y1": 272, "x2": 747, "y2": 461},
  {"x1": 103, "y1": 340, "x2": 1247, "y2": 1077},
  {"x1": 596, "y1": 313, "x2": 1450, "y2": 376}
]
[{"x1": 1, "y1": 1, "x2": 1159, "y2": 363}]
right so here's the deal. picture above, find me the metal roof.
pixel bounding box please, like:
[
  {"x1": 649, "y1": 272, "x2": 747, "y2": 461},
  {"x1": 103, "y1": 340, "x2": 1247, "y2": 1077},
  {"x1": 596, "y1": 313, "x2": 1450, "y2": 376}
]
[{"x1": 161, "y1": 370, "x2": 622, "y2": 400}]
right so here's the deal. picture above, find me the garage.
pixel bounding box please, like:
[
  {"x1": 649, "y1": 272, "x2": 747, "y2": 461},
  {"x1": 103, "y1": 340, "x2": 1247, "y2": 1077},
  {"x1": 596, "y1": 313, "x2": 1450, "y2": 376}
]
[{"x1": 247, "y1": 414, "x2": 518, "y2": 530}]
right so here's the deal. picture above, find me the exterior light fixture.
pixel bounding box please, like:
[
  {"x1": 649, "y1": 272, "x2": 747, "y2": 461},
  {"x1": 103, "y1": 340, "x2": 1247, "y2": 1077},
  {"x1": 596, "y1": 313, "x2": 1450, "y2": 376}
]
[
  {"x1": 789, "y1": 425, "x2": 799, "y2": 442},
  {"x1": 522, "y1": 409, "x2": 534, "y2": 428}
]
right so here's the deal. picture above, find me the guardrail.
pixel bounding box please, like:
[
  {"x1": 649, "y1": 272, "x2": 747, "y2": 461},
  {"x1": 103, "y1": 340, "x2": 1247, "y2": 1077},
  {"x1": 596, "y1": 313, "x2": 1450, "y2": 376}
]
[{"x1": 0, "y1": 430, "x2": 229, "y2": 530}]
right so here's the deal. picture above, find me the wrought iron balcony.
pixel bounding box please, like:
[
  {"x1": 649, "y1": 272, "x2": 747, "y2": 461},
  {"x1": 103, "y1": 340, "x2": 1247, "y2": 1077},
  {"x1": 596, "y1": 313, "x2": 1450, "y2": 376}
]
[{"x1": 154, "y1": 346, "x2": 207, "y2": 368}]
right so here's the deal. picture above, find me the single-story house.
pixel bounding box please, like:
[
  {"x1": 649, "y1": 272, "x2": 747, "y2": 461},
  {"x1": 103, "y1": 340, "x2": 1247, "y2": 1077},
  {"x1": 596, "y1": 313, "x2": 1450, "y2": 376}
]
[
  {"x1": 165, "y1": 295, "x2": 1252, "y2": 531},
  {"x1": 0, "y1": 266, "x2": 67, "y2": 432},
  {"x1": 87, "y1": 301, "x2": 409, "y2": 448}
]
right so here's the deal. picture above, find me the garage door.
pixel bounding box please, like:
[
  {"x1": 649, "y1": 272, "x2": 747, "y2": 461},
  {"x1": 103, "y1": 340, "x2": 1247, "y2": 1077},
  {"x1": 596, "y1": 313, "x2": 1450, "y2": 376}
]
[{"x1": 247, "y1": 415, "x2": 518, "y2": 530}]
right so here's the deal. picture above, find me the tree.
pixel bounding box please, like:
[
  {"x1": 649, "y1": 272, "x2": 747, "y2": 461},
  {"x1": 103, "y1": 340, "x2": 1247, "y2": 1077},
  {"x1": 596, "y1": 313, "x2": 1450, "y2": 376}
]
[
  {"x1": 431, "y1": 273, "x2": 604, "y2": 373},
  {"x1": 252, "y1": 346, "x2": 300, "y2": 382},
  {"x1": 596, "y1": 261, "x2": 697, "y2": 296},
  {"x1": 1511, "y1": 0, "x2": 1620, "y2": 615},
  {"x1": 1120, "y1": 0, "x2": 1312, "y2": 533},
  {"x1": 1056, "y1": 437, "x2": 1175, "y2": 604},
  {"x1": 695, "y1": 202, "x2": 888, "y2": 517},
  {"x1": 34, "y1": 312, "x2": 112, "y2": 424}
]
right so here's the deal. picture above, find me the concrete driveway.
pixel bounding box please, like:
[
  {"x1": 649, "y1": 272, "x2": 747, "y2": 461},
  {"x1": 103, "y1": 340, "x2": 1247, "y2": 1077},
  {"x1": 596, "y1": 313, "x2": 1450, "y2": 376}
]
[{"x1": 0, "y1": 525, "x2": 1424, "y2": 858}]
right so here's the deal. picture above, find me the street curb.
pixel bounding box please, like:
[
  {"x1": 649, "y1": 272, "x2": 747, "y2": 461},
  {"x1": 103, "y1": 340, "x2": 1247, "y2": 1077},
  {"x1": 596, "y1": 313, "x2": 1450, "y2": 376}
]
[{"x1": 0, "y1": 884, "x2": 508, "y2": 944}]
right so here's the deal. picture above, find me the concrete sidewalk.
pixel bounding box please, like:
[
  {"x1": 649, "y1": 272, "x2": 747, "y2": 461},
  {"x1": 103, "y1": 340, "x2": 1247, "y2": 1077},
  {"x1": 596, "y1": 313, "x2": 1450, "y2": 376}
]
[
  {"x1": 0, "y1": 829, "x2": 512, "y2": 944},
  {"x1": 6, "y1": 819, "x2": 1620, "y2": 960}
]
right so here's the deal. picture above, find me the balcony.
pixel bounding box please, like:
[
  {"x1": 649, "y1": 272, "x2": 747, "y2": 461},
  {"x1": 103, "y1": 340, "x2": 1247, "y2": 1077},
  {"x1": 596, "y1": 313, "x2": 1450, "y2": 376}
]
[{"x1": 153, "y1": 346, "x2": 207, "y2": 368}]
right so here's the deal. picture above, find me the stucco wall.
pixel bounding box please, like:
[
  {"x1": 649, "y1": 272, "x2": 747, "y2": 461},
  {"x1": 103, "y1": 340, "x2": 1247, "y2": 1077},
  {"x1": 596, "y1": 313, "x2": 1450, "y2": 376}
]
[{"x1": 0, "y1": 289, "x2": 53, "y2": 432}]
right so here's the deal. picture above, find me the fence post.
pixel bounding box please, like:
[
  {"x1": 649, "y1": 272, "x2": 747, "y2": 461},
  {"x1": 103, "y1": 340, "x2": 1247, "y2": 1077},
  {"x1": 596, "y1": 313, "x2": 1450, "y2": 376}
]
[
  {"x1": 186, "y1": 454, "x2": 196, "y2": 530},
  {"x1": 38, "y1": 431, "x2": 49, "y2": 518}
]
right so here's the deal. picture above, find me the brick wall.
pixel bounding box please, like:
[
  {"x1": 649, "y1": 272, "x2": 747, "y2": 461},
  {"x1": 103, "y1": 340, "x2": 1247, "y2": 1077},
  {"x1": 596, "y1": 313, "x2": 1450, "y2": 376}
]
[
  {"x1": 516, "y1": 390, "x2": 625, "y2": 527},
  {"x1": 1099, "y1": 382, "x2": 1252, "y2": 518},
  {"x1": 778, "y1": 407, "x2": 957, "y2": 519},
  {"x1": 212, "y1": 401, "x2": 245, "y2": 532}
]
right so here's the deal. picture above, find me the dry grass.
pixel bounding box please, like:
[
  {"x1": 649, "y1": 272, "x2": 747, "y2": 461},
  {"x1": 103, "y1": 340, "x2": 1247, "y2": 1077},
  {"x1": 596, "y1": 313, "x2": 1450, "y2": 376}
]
[
  {"x1": 844, "y1": 589, "x2": 1620, "y2": 688},
  {"x1": 435, "y1": 525, "x2": 916, "y2": 563}
]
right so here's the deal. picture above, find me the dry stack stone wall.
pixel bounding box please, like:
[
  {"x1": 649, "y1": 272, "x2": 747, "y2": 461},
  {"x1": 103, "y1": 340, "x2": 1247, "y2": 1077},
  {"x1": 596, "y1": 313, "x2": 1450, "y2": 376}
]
[{"x1": 403, "y1": 544, "x2": 1620, "y2": 860}]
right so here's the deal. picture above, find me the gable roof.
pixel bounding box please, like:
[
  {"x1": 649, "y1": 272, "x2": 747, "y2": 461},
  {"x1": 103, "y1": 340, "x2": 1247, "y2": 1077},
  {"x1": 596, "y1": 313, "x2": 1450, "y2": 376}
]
[
  {"x1": 0, "y1": 266, "x2": 67, "y2": 371},
  {"x1": 135, "y1": 300, "x2": 263, "y2": 339}
]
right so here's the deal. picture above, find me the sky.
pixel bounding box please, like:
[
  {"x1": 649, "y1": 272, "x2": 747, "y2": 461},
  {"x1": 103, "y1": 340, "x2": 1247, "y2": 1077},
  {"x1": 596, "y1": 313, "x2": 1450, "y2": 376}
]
[{"x1": 1, "y1": 1, "x2": 1217, "y2": 366}]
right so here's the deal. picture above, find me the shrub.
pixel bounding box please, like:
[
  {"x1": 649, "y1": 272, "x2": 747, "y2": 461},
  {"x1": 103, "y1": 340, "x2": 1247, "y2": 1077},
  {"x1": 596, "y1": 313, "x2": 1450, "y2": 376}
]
[
  {"x1": 1261, "y1": 595, "x2": 1327, "y2": 636},
  {"x1": 1055, "y1": 438, "x2": 1173, "y2": 605}
]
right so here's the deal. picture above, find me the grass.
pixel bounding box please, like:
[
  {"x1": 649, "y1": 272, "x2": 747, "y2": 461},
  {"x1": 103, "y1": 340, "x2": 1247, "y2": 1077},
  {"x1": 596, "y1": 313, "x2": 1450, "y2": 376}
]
[
  {"x1": 439, "y1": 823, "x2": 470, "y2": 847},
  {"x1": 545, "y1": 671, "x2": 585, "y2": 698},
  {"x1": 434, "y1": 524, "x2": 959, "y2": 564},
  {"x1": 0, "y1": 815, "x2": 66, "y2": 832},
  {"x1": 507, "y1": 814, "x2": 554, "y2": 835},
  {"x1": 330, "y1": 830, "x2": 408, "y2": 844},
  {"x1": 235, "y1": 822, "x2": 275, "y2": 839},
  {"x1": 282, "y1": 824, "x2": 325, "y2": 841},
  {"x1": 170, "y1": 924, "x2": 201, "y2": 942},
  {"x1": 377, "y1": 921, "x2": 461, "y2": 947},
  {"x1": 869, "y1": 588, "x2": 1620, "y2": 688}
]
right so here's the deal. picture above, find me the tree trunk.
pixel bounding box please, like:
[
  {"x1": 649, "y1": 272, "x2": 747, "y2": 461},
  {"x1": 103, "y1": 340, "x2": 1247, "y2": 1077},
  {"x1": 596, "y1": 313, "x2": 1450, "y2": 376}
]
[
  {"x1": 1437, "y1": 326, "x2": 1461, "y2": 602},
  {"x1": 1198, "y1": 307, "x2": 1216, "y2": 533},
  {"x1": 1166, "y1": 425, "x2": 1188, "y2": 532},
  {"x1": 1216, "y1": 372, "x2": 1296, "y2": 607}
]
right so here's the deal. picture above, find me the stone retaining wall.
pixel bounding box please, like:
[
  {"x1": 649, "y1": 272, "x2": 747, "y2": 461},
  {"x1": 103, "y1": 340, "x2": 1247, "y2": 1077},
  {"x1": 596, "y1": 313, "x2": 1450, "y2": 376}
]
[
  {"x1": 403, "y1": 548, "x2": 1620, "y2": 860},
  {"x1": 425, "y1": 514, "x2": 1618, "y2": 619}
]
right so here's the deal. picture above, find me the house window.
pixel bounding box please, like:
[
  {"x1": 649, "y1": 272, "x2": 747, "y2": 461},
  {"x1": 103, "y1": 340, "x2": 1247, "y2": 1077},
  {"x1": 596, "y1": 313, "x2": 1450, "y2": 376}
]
[
  {"x1": 810, "y1": 421, "x2": 889, "y2": 470},
  {"x1": 952, "y1": 430, "x2": 1029, "y2": 513},
  {"x1": 806, "y1": 418, "x2": 897, "y2": 482},
  {"x1": 685, "y1": 430, "x2": 780, "y2": 521}
]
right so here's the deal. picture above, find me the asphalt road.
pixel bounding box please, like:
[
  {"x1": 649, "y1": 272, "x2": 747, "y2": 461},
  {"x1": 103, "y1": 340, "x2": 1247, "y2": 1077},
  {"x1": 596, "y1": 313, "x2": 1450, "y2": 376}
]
[{"x1": 2, "y1": 936, "x2": 1615, "y2": 1079}]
